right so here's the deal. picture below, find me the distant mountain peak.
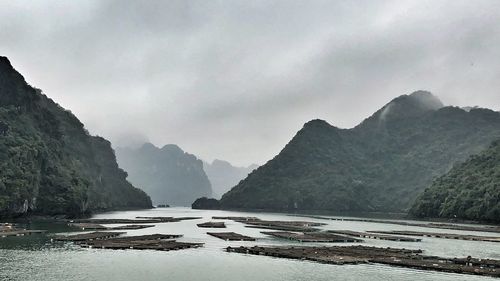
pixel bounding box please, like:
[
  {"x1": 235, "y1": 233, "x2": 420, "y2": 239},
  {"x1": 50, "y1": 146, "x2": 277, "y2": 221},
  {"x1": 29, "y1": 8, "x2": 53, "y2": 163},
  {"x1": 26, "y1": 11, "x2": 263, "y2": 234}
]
[
  {"x1": 407, "y1": 90, "x2": 444, "y2": 109},
  {"x1": 161, "y1": 144, "x2": 184, "y2": 154},
  {"x1": 366, "y1": 91, "x2": 444, "y2": 125},
  {"x1": 116, "y1": 142, "x2": 212, "y2": 206},
  {"x1": 303, "y1": 119, "x2": 334, "y2": 130},
  {"x1": 141, "y1": 142, "x2": 157, "y2": 150},
  {"x1": 0, "y1": 56, "x2": 13, "y2": 68},
  {"x1": 388, "y1": 91, "x2": 443, "y2": 112}
]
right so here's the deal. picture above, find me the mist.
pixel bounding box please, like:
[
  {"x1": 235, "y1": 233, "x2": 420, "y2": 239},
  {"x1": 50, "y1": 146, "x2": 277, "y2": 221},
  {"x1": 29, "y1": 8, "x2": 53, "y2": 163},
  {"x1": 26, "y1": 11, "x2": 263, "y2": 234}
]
[{"x1": 1, "y1": 0, "x2": 500, "y2": 165}]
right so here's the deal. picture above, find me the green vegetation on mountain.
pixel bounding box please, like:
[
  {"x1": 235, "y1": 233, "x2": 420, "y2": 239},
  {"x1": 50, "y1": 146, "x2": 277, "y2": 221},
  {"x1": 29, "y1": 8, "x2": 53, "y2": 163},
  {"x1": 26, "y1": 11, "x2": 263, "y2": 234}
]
[
  {"x1": 0, "y1": 56, "x2": 152, "y2": 218},
  {"x1": 220, "y1": 91, "x2": 500, "y2": 213},
  {"x1": 192, "y1": 197, "x2": 221, "y2": 210},
  {"x1": 116, "y1": 143, "x2": 212, "y2": 206},
  {"x1": 410, "y1": 140, "x2": 500, "y2": 223}
]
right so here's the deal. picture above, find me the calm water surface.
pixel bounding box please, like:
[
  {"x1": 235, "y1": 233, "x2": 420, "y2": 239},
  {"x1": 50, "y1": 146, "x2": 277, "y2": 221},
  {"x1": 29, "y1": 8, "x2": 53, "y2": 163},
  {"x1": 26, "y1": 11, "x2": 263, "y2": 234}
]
[{"x1": 1, "y1": 207, "x2": 499, "y2": 281}]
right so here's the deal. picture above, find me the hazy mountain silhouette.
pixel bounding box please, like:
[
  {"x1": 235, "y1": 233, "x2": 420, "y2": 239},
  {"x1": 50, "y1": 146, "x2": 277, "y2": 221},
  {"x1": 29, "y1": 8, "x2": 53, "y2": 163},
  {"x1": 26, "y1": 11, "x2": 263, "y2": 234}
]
[
  {"x1": 203, "y1": 159, "x2": 258, "y2": 198},
  {"x1": 116, "y1": 143, "x2": 212, "y2": 206}
]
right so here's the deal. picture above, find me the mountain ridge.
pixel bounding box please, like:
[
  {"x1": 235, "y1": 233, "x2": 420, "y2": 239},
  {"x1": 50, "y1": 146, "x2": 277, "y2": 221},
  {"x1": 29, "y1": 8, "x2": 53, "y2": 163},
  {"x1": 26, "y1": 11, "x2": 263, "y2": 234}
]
[
  {"x1": 0, "y1": 56, "x2": 152, "y2": 218},
  {"x1": 203, "y1": 159, "x2": 258, "y2": 199},
  {"x1": 220, "y1": 91, "x2": 500, "y2": 213},
  {"x1": 116, "y1": 142, "x2": 212, "y2": 206}
]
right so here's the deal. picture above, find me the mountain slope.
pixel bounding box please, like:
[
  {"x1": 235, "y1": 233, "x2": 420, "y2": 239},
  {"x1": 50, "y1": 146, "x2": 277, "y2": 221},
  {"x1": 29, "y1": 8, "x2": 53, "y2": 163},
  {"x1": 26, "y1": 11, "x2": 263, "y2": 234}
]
[
  {"x1": 116, "y1": 143, "x2": 212, "y2": 206},
  {"x1": 0, "y1": 56, "x2": 152, "y2": 218},
  {"x1": 203, "y1": 160, "x2": 258, "y2": 198},
  {"x1": 220, "y1": 91, "x2": 500, "y2": 212},
  {"x1": 410, "y1": 140, "x2": 500, "y2": 223}
]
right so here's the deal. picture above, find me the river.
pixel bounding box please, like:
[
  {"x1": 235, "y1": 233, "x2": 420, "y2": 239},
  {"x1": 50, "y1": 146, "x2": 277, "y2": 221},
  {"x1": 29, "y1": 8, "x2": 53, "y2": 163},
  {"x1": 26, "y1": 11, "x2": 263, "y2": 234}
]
[{"x1": 1, "y1": 207, "x2": 499, "y2": 281}]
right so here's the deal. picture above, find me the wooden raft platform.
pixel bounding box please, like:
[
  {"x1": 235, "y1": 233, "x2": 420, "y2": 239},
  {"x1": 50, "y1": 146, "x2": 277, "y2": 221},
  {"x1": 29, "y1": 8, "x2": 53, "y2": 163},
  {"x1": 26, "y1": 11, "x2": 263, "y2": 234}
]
[
  {"x1": 212, "y1": 216, "x2": 260, "y2": 221},
  {"x1": 68, "y1": 223, "x2": 155, "y2": 231},
  {"x1": 370, "y1": 230, "x2": 500, "y2": 243},
  {"x1": 227, "y1": 245, "x2": 420, "y2": 265},
  {"x1": 54, "y1": 232, "x2": 201, "y2": 252},
  {"x1": 328, "y1": 230, "x2": 421, "y2": 242},
  {"x1": 197, "y1": 222, "x2": 226, "y2": 228},
  {"x1": 70, "y1": 219, "x2": 160, "y2": 224},
  {"x1": 212, "y1": 216, "x2": 325, "y2": 232},
  {"x1": 226, "y1": 245, "x2": 500, "y2": 277},
  {"x1": 207, "y1": 232, "x2": 256, "y2": 241},
  {"x1": 136, "y1": 216, "x2": 202, "y2": 222},
  {"x1": 262, "y1": 231, "x2": 363, "y2": 243},
  {"x1": 295, "y1": 215, "x2": 500, "y2": 234},
  {"x1": 243, "y1": 220, "x2": 324, "y2": 232},
  {"x1": 245, "y1": 225, "x2": 321, "y2": 232},
  {"x1": 53, "y1": 231, "x2": 125, "y2": 242},
  {"x1": 80, "y1": 234, "x2": 201, "y2": 251},
  {"x1": 0, "y1": 229, "x2": 47, "y2": 238}
]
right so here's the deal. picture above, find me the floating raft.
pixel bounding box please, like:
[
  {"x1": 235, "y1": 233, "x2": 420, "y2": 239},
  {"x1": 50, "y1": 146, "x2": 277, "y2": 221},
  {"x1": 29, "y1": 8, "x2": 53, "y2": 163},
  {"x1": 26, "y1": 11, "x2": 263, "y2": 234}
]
[
  {"x1": 70, "y1": 219, "x2": 160, "y2": 224},
  {"x1": 227, "y1": 245, "x2": 420, "y2": 265},
  {"x1": 136, "y1": 216, "x2": 202, "y2": 222},
  {"x1": 262, "y1": 231, "x2": 363, "y2": 243},
  {"x1": 370, "y1": 230, "x2": 500, "y2": 243},
  {"x1": 328, "y1": 230, "x2": 421, "y2": 242},
  {"x1": 212, "y1": 216, "x2": 324, "y2": 232},
  {"x1": 207, "y1": 232, "x2": 256, "y2": 241},
  {"x1": 295, "y1": 215, "x2": 500, "y2": 234},
  {"x1": 212, "y1": 216, "x2": 260, "y2": 221},
  {"x1": 0, "y1": 229, "x2": 47, "y2": 238},
  {"x1": 197, "y1": 222, "x2": 226, "y2": 228},
  {"x1": 53, "y1": 231, "x2": 125, "y2": 242},
  {"x1": 245, "y1": 220, "x2": 326, "y2": 227},
  {"x1": 226, "y1": 245, "x2": 500, "y2": 277},
  {"x1": 54, "y1": 232, "x2": 201, "y2": 252},
  {"x1": 245, "y1": 225, "x2": 321, "y2": 233},
  {"x1": 70, "y1": 217, "x2": 202, "y2": 225},
  {"x1": 83, "y1": 240, "x2": 203, "y2": 251},
  {"x1": 68, "y1": 223, "x2": 155, "y2": 231},
  {"x1": 243, "y1": 220, "x2": 324, "y2": 232},
  {"x1": 80, "y1": 234, "x2": 200, "y2": 251}
]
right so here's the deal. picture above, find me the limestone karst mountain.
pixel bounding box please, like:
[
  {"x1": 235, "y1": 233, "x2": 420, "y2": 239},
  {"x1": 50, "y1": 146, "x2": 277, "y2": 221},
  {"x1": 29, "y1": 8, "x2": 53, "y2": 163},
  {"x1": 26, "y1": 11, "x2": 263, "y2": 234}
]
[
  {"x1": 0, "y1": 56, "x2": 152, "y2": 218},
  {"x1": 411, "y1": 139, "x2": 500, "y2": 223},
  {"x1": 203, "y1": 159, "x2": 258, "y2": 199},
  {"x1": 116, "y1": 143, "x2": 213, "y2": 206},
  {"x1": 220, "y1": 91, "x2": 500, "y2": 213}
]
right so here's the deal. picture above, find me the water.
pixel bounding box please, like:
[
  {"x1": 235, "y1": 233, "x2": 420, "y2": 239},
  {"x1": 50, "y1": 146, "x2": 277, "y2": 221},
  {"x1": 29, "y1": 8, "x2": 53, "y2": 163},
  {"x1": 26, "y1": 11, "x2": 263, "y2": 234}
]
[{"x1": 1, "y1": 207, "x2": 499, "y2": 281}]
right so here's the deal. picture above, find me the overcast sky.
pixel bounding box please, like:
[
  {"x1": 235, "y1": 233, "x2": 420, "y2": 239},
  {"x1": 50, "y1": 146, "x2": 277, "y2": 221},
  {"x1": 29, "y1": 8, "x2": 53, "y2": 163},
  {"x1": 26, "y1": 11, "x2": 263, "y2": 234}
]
[{"x1": 1, "y1": 0, "x2": 500, "y2": 166}]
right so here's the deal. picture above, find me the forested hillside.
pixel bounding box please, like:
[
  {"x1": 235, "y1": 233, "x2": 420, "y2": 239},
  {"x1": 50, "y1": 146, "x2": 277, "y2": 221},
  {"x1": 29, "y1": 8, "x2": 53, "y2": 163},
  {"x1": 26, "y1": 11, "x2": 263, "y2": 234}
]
[
  {"x1": 0, "y1": 56, "x2": 152, "y2": 218},
  {"x1": 220, "y1": 91, "x2": 500, "y2": 213},
  {"x1": 411, "y1": 140, "x2": 500, "y2": 223}
]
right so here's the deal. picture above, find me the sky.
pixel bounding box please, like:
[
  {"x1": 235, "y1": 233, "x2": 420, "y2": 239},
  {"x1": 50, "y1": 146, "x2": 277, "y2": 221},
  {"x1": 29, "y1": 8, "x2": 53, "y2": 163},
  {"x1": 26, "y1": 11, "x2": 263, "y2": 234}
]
[{"x1": 1, "y1": 0, "x2": 500, "y2": 166}]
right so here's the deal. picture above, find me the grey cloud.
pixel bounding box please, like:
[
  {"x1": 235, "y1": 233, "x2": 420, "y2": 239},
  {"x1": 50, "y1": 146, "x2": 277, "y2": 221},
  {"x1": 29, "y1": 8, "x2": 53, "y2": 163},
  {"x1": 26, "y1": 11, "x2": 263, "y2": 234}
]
[{"x1": 1, "y1": 0, "x2": 499, "y2": 166}]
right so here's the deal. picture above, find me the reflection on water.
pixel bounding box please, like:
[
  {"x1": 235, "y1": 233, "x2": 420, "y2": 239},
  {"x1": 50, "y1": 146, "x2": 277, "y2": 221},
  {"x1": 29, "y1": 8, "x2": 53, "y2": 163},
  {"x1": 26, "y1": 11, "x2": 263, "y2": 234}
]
[{"x1": 1, "y1": 207, "x2": 499, "y2": 281}]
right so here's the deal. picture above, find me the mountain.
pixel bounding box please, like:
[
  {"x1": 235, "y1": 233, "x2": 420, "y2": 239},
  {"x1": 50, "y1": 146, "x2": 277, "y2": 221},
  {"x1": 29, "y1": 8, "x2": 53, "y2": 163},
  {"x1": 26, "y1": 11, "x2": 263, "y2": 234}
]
[
  {"x1": 116, "y1": 143, "x2": 212, "y2": 206},
  {"x1": 220, "y1": 91, "x2": 500, "y2": 213},
  {"x1": 0, "y1": 56, "x2": 152, "y2": 218},
  {"x1": 410, "y1": 140, "x2": 500, "y2": 223},
  {"x1": 203, "y1": 159, "x2": 258, "y2": 198}
]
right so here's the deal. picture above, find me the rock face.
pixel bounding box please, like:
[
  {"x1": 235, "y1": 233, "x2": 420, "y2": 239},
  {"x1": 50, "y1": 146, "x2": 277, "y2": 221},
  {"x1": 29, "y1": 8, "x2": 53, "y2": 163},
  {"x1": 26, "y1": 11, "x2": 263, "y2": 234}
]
[
  {"x1": 203, "y1": 160, "x2": 258, "y2": 198},
  {"x1": 410, "y1": 139, "x2": 500, "y2": 223},
  {"x1": 192, "y1": 197, "x2": 221, "y2": 210},
  {"x1": 220, "y1": 91, "x2": 500, "y2": 213},
  {"x1": 0, "y1": 56, "x2": 152, "y2": 218},
  {"x1": 116, "y1": 143, "x2": 212, "y2": 206}
]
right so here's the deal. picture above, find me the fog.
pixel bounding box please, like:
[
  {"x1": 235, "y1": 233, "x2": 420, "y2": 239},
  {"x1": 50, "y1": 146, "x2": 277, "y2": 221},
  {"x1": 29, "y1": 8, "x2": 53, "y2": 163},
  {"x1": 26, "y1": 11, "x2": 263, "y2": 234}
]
[{"x1": 1, "y1": 0, "x2": 499, "y2": 165}]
